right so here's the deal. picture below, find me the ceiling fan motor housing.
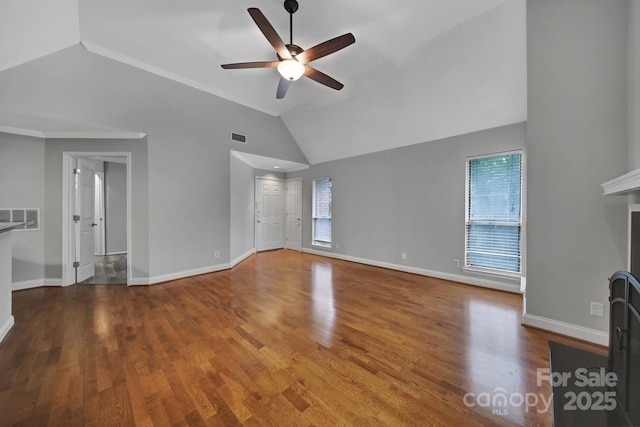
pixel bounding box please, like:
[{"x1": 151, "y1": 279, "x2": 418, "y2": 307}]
[
  {"x1": 277, "y1": 44, "x2": 303, "y2": 61},
  {"x1": 284, "y1": 0, "x2": 299, "y2": 14}
]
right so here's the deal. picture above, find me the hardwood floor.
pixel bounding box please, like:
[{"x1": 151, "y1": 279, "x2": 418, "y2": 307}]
[{"x1": 0, "y1": 250, "x2": 605, "y2": 426}]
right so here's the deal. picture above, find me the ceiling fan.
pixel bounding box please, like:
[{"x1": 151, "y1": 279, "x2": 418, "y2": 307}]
[{"x1": 221, "y1": 0, "x2": 355, "y2": 99}]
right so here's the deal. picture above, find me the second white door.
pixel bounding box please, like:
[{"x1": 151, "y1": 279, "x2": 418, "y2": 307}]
[
  {"x1": 256, "y1": 178, "x2": 284, "y2": 252},
  {"x1": 285, "y1": 178, "x2": 302, "y2": 251}
]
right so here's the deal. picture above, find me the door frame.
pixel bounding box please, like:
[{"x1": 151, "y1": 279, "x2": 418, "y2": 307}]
[
  {"x1": 62, "y1": 152, "x2": 132, "y2": 286},
  {"x1": 285, "y1": 177, "x2": 302, "y2": 251},
  {"x1": 94, "y1": 170, "x2": 106, "y2": 256},
  {"x1": 255, "y1": 176, "x2": 285, "y2": 252}
]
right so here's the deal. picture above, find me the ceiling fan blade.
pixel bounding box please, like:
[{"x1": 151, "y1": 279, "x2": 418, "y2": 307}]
[
  {"x1": 296, "y1": 33, "x2": 355, "y2": 65},
  {"x1": 247, "y1": 8, "x2": 292, "y2": 60},
  {"x1": 276, "y1": 78, "x2": 291, "y2": 99},
  {"x1": 304, "y1": 66, "x2": 344, "y2": 91},
  {"x1": 221, "y1": 61, "x2": 280, "y2": 69}
]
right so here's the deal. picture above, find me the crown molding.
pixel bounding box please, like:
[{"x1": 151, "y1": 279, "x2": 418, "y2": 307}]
[{"x1": 602, "y1": 169, "x2": 640, "y2": 195}]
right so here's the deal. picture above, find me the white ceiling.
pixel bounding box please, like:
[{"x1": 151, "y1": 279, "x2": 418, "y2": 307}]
[
  {"x1": 0, "y1": 0, "x2": 79, "y2": 72},
  {"x1": 0, "y1": 0, "x2": 526, "y2": 165}
]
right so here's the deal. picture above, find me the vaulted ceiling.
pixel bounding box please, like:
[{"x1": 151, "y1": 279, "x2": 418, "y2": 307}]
[{"x1": 0, "y1": 0, "x2": 526, "y2": 164}]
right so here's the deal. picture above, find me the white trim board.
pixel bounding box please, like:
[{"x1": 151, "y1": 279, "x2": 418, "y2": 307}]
[
  {"x1": 230, "y1": 249, "x2": 256, "y2": 269},
  {"x1": 12, "y1": 278, "x2": 64, "y2": 291},
  {"x1": 602, "y1": 168, "x2": 640, "y2": 195},
  {"x1": 0, "y1": 315, "x2": 15, "y2": 344},
  {"x1": 302, "y1": 248, "x2": 521, "y2": 294},
  {"x1": 522, "y1": 313, "x2": 608, "y2": 346},
  {"x1": 13, "y1": 278, "x2": 50, "y2": 291},
  {"x1": 0, "y1": 125, "x2": 146, "y2": 140},
  {"x1": 131, "y1": 262, "x2": 232, "y2": 286}
]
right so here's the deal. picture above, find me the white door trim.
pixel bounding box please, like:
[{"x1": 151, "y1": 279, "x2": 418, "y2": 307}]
[
  {"x1": 94, "y1": 171, "x2": 106, "y2": 256},
  {"x1": 255, "y1": 176, "x2": 285, "y2": 252},
  {"x1": 62, "y1": 152, "x2": 132, "y2": 286}
]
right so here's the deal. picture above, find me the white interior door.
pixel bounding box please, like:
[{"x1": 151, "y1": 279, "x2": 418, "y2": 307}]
[
  {"x1": 286, "y1": 178, "x2": 302, "y2": 251},
  {"x1": 76, "y1": 159, "x2": 96, "y2": 282},
  {"x1": 256, "y1": 178, "x2": 284, "y2": 252}
]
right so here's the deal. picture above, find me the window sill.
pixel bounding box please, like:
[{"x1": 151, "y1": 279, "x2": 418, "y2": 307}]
[
  {"x1": 312, "y1": 242, "x2": 332, "y2": 249},
  {"x1": 463, "y1": 266, "x2": 522, "y2": 281}
]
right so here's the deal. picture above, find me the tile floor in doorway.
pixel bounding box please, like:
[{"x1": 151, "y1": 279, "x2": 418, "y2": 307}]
[{"x1": 79, "y1": 254, "x2": 127, "y2": 284}]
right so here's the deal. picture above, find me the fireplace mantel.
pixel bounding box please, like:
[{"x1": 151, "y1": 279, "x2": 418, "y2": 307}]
[{"x1": 602, "y1": 168, "x2": 640, "y2": 195}]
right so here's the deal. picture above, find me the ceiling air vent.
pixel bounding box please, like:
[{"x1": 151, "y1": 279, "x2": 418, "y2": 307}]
[{"x1": 231, "y1": 132, "x2": 247, "y2": 144}]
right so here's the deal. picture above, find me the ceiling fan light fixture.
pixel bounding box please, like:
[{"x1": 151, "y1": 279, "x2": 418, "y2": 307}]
[
  {"x1": 221, "y1": 4, "x2": 355, "y2": 98},
  {"x1": 277, "y1": 59, "x2": 305, "y2": 81}
]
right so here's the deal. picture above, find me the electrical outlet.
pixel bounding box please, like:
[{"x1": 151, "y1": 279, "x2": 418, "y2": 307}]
[
  {"x1": 214, "y1": 251, "x2": 220, "y2": 259},
  {"x1": 453, "y1": 259, "x2": 460, "y2": 268},
  {"x1": 590, "y1": 302, "x2": 604, "y2": 318},
  {"x1": 401, "y1": 252, "x2": 407, "y2": 260},
  {"x1": 335, "y1": 243, "x2": 340, "y2": 249}
]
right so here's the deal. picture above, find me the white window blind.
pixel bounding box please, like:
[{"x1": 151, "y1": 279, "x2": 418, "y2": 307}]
[
  {"x1": 466, "y1": 152, "x2": 522, "y2": 274},
  {"x1": 312, "y1": 178, "x2": 332, "y2": 247}
]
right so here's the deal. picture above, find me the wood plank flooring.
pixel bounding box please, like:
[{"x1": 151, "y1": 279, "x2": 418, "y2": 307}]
[{"x1": 0, "y1": 250, "x2": 606, "y2": 426}]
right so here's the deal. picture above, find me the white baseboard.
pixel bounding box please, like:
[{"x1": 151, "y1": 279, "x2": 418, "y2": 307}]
[
  {"x1": 0, "y1": 315, "x2": 15, "y2": 343},
  {"x1": 13, "y1": 279, "x2": 45, "y2": 291},
  {"x1": 10, "y1": 261, "x2": 241, "y2": 288},
  {"x1": 230, "y1": 249, "x2": 256, "y2": 268},
  {"x1": 130, "y1": 251, "x2": 256, "y2": 286},
  {"x1": 302, "y1": 248, "x2": 521, "y2": 294},
  {"x1": 145, "y1": 262, "x2": 231, "y2": 285},
  {"x1": 45, "y1": 278, "x2": 63, "y2": 286},
  {"x1": 13, "y1": 278, "x2": 63, "y2": 291},
  {"x1": 128, "y1": 277, "x2": 149, "y2": 286},
  {"x1": 104, "y1": 251, "x2": 127, "y2": 256},
  {"x1": 522, "y1": 313, "x2": 609, "y2": 346}
]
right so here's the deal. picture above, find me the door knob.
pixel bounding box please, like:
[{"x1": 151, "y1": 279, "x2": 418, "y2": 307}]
[{"x1": 91, "y1": 222, "x2": 98, "y2": 227}]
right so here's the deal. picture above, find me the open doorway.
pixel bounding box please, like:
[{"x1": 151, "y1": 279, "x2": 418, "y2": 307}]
[{"x1": 62, "y1": 152, "x2": 131, "y2": 286}]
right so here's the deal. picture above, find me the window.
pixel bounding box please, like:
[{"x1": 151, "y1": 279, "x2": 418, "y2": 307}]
[
  {"x1": 465, "y1": 151, "x2": 523, "y2": 275},
  {"x1": 312, "y1": 178, "x2": 332, "y2": 247}
]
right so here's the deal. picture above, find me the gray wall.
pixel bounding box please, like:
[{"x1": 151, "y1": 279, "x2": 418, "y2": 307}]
[
  {"x1": 229, "y1": 155, "x2": 255, "y2": 263},
  {"x1": 288, "y1": 123, "x2": 526, "y2": 289},
  {"x1": 0, "y1": 133, "x2": 45, "y2": 283},
  {"x1": 0, "y1": 44, "x2": 307, "y2": 281},
  {"x1": 526, "y1": 0, "x2": 628, "y2": 331},
  {"x1": 104, "y1": 161, "x2": 127, "y2": 254},
  {"x1": 630, "y1": 0, "x2": 640, "y2": 170}
]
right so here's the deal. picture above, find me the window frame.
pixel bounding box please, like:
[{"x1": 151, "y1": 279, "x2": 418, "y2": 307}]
[
  {"x1": 464, "y1": 150, "x2": 526, "y2": 278},
  {"x1": 312, "y1": 177, "x2": 332, "y2": 248}
]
